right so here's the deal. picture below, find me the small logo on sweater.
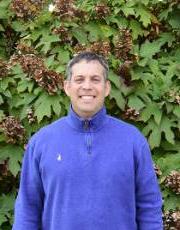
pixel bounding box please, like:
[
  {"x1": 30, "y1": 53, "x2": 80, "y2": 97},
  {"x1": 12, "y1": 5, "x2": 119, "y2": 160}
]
[{"x1": 57, "y1": 154, "x2": 62, "y2": 161}]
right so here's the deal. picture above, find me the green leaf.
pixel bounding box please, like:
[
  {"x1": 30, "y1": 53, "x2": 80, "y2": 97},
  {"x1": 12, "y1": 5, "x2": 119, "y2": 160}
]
[
  {"x1": 140, "y1": 40, "x2": 162, "y2": 58},
  {"x1": 141, "y1": 103, "x2": 162, "y2": 125},
  {"x1": 99, "y1": 25, "x2": 115, "y2": 38},
  {"x1": 0, "y1": 193, "x2": 15, "y2": 213},
  {"x1": 135, "y1": 5, "x2": 152, "y2": 27},
  {"x1": 130, "y1": 20, "x2": 143, "y2": 40},
  {"x1": 110, "y1": 86, "x2": 125, "y2": 110},
  {"x1": 128, "y1": 95, "x2": 145, "y2": 110},
  {"x1": 35, "y1": 30, "x2": 60, "y2": 54},
  {"x1": 108, "y1": 71, "x2": 120, "y2": 89},
  {"x1": 0, "y1": 77, "x2": 16, "y2": 91},
  {"x1": 121, "y1": 5, "x2": 135, "y2": 17},
  {"x1": 34, "y1": 92, "x2": 62, "y2": 122},
  {"x1": 0, "y1": 213, "x2": 7, "y2": 225},
  {"x1": 0, "y1": 95, "x2": 3, "y2": 105},
  {"x1": 17, "y1": 79, "x2": 34, "y2": 93},
  {"x1": 169, "y1": 9, "x2": 180, "y2": 29},
  {"x1": 142, "y1": 119, "x2": 161, "y2": 149},
  {"x1": 57, "y1": 48, "x2": 70, "y2": 64},
  {"x1": 72, "y1": 28, "x2": 88, "y2": 43},
  {"x1": 156, "y1": 153, "x2": 180, "y2": 175},
  {"x1": 83, "y1": 22, "x2": 102, "y2": 41},
  {"x1": 161, "y1": 117, "x2": 175, "y2": 145},
  {"x1": 0, "y1": 0, "x2": 12, "y2": 19},
  {"x1": 0, "y1": 145, "x2": 23, "y2": 176},
  {"x1": 173, "y1": 105, "x2": 180, "y2": 118}
]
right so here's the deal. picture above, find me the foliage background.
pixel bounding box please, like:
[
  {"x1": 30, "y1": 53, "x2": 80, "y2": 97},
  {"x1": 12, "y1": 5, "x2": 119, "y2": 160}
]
[{"x1": 0, "y1": 0, "x2": 179, "y2": 229}]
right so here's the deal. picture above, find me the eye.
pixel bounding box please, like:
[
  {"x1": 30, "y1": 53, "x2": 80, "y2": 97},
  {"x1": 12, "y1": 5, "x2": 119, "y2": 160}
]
[
  {"x1": 74, "y1": 78, "x2": 83, "y2": 83},
  {"x1": 92, "y1": 78, "x2": 101, "y2": 83}
]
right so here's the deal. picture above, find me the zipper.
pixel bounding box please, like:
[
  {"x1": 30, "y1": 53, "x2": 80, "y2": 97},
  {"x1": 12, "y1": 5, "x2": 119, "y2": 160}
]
[
  {"x1": 84, "y1": 120, "x2": 92, "y2": 154},
  {"x1": 84, "y1": 120, "x2": 89, "y2": 131}
]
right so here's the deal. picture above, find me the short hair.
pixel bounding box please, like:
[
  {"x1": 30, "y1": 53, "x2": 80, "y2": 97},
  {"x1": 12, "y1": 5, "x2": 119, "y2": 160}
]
[{"x1": 66, "y1": 52, "x2": 109, "y2": 80}]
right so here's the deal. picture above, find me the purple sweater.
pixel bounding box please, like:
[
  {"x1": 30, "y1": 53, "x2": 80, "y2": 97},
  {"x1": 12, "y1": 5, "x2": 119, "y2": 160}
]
[{"x1": 13, "y1": 107, "x2": 163, "y2": 230}]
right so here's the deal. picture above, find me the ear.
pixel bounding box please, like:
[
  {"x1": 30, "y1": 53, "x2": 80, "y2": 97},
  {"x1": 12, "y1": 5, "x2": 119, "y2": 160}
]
[
  {"x1": 105, "y1": 80, "x2": 111, "y2": 97},
  {"x1": 63, "y1": 80, "x2": 70, "y2": 96}
]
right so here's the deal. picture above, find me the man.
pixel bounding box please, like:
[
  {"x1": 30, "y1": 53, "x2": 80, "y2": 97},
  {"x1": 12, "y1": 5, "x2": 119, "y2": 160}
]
[{"x1": 13, "y1": 52, "x2": 163, "y2": 229}]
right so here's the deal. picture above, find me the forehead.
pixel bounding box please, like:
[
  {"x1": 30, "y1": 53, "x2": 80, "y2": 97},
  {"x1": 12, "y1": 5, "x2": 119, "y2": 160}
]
[{"x1": 71, "y1": 60, "x2": 104, "y2": 76}]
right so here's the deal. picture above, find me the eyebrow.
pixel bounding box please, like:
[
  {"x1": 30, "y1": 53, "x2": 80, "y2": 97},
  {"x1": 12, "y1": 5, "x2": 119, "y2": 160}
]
[{"x1": 74, "y1": 74, "x2": 101, "y2": 78}]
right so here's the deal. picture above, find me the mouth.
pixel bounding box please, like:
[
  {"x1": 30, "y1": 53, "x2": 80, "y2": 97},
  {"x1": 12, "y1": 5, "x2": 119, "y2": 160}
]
[{"x1": 80, "y1": 96, "x2": 95, "y2": 99}]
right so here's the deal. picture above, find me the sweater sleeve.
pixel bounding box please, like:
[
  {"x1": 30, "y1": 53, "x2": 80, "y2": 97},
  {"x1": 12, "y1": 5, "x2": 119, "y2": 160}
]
[
  {"x1": 135, "y1": 139, "x2": 163, "y2": 230},
  {"x1": 12, "y1": 138, "x2": 44, "y2": 230}
]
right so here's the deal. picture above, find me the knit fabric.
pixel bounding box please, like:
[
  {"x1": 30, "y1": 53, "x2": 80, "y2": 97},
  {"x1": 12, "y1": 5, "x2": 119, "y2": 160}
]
[{"x1": 13, "y1": 107, "x2": 163, "y2": 230}]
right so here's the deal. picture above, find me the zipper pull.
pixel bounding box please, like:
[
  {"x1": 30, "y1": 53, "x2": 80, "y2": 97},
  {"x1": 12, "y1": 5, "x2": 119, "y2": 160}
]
[{"x1": 84, "y1": 120, "x2": 89, "y2": 130}]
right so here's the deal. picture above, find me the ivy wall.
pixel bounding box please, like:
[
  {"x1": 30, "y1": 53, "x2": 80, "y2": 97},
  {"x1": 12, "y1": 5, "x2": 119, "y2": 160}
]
[{"x1": 0, "y1": 0, "x2": 180, "y2": 229}]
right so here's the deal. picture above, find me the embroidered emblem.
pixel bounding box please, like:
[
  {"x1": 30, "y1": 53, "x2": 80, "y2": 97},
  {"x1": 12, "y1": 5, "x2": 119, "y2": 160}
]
[{"x1": 57, "y1": 154, "x2": 62, "y2": 161}]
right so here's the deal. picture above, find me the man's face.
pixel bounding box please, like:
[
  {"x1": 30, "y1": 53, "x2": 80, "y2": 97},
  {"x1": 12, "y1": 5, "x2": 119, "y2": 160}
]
[{"x1": 64, "y1": 60, "x2": 111, "y2": 118}]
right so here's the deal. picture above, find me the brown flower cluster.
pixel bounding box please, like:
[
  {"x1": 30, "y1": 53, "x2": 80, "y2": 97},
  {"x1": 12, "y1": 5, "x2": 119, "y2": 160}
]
[
  {"x1": 73, "y1": 41, "x2": 111, "y2": 58},
  {"x1": 27, "y1": 107, "x2": 37, "y2": 124},
  {"x1": 164, "y1": 170, "x2": 180, "y2": 195},
  {"x1": 10, "y1": 54, "x2": 64, "y2": 95},
  {"x1": 117, "y1": 61, "x2": 133, "y2": 86},
  {"x1": 16, "y1": 43, "x2": 36, "y2": 55},
  {"x1": 34, "y1": 69, "x2": 64, "y2": 95},
  {"x1": 168, "y1": 90, "x2": 180, "y2": 105},
  {"x1": 11, "y1": 0, "x2": 45, "y2": 20},
  {"x1": 53, "y1": 0, "x2": 76, "y2": 18},
  {"x1": 0, "y1": 59, "x2": 9, "y2": 79},
  {"x1": 0, "y1": 160, "x2": 8, "y2": 179},
  {"x1": 122, "y1": 107, "x2": 140, "y2": 121},
  {"x1": 94, "y1": 3, "x2": 110, "y2": 19},
  {"x1": 114, "y1": 29, "x2": 133, "y2": 61},
  {"x1": 163, "y1": 209, "x2": 180, "y2": 230},
  {"x1": 154, "y1": 164, "x2": 162, "y2": 178},
  {"x1": 52, "y1": 26, "x2": 72, "y2": 44},
  {"x1": 0, "y1": 116, "x2": 25, "y2": 144},
  {"x1": 10, "y1": 54, "x2": 45, "y2": 76}
]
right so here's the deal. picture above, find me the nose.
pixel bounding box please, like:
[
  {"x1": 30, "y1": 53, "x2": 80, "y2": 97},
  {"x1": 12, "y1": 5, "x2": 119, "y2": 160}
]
[{"x1": 82, "y1": 79, "x2": 92, "y2": 89}]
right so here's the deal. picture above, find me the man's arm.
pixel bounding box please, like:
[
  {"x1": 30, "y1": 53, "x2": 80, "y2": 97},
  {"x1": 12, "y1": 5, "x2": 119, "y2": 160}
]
[
  {"x1": 12, "y1": 139, "x2": 44, "y2": 230},
  {"x1": 135, "y1": 139, "x2": 163, "y2": 230}
]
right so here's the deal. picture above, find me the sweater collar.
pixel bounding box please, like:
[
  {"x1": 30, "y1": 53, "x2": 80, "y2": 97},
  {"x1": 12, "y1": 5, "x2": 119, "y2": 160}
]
[{"x1": 66, "y1": 105, "x2": 107, "y2": 132}]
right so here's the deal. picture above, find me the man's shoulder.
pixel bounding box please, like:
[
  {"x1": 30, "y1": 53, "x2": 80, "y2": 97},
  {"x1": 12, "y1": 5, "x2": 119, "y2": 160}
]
[
  {"x1": 29, "y1": 116, "x2": 67, "y2": 143},
  {"x1": 107, "y1": 115, "x2": 138, "y2": 131},
  {"x1": 106, "y1": 114, "x2": 146, "y2": 142}
]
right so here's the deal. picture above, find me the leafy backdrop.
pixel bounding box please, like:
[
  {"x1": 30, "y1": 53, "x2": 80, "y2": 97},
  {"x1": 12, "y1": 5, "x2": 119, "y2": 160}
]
[{"x1": 0, "y1": 0, "x2": 179, "y2": 229}]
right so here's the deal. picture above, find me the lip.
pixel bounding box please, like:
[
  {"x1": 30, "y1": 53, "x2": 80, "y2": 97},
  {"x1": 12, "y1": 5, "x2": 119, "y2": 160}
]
[{"x1": 79, "y1": 95, "x2": 95, "y2": 98}]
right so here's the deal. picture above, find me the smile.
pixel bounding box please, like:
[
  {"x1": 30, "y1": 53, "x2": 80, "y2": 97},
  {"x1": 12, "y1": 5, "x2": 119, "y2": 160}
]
[{"x1": 80, "y1": 96, "x2": 95, "y2": 99}]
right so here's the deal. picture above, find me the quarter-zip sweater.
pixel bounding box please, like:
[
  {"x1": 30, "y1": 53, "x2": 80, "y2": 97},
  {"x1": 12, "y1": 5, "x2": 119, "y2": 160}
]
[{"x1": 13, "y1": 107, "x2": 163, "y2": 230}]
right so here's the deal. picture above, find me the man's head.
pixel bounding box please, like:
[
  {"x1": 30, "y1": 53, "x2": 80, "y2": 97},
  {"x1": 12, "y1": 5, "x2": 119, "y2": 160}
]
[{"x1": 64, "y1": 52, "x2": 111, "y2": 118}]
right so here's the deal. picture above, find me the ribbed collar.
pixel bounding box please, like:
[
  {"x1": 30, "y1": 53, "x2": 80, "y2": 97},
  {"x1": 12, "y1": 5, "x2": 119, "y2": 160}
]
[{"x1": 66, "y1": 105, "x2": 107, "y2": 132}]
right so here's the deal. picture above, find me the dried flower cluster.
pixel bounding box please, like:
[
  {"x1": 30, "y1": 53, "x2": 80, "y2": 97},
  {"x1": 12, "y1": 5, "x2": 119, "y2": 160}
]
[
  {"x1": 0, "y1": 160, "x2": 8, "y2": 179},
  {"x1": 164, "y1": 170, "x2": 180, "y2": 195},
  {"x1": 74, "y1": 41, "x2": 111, "y2": 58},
  {"x1": 0, "y1": 59, "x2": 9, "y2": 79},
  {"x1": 163, "y1": 209, "x2": 180, "y2": 230},
  {"x1": 11, "y1": 0, "x2": 45, "y2": 20},
  {"x1": 122, "y1": 107, "x2": 140, "y2": 121},
  {"x1": 53, "y1": 0, "x2": 76, "y2": 18},
  {"x1": 34, "y1": 69, "x2": 64, "y2": 95},
  {"x1": 10, "y1": 54, "x2": 64, "y2": 94},
  {"x1": 117, "y1": 61, "x2": 133, "y2": 86},
  {"x1": 154, "y1": 164, "x2": 162, "y2": 178},
  {"x1": 168, "y1": 90, "x2": 180, "y2": 105},
  {"x1": 27, "y1": 107, "x2": 37, "y2": 124},
  {"x1": 94, "y1": 3, "x2": 110, "y2": 19},
  {"x1": 10, "y1": 54, "x2": 45, "y2": 76},
  {"x1": 52, "y1": 26, "x2": 72, "y2": 44},
  {"x1": 114, "y1": 29, "x2": 133, "y2": 61},
  {"x1": 0, "y1": 116, "x2": 25, "y2": 144},
  {"x1": 16, "y1": 43, "x2": 35, "y2": 55}
]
